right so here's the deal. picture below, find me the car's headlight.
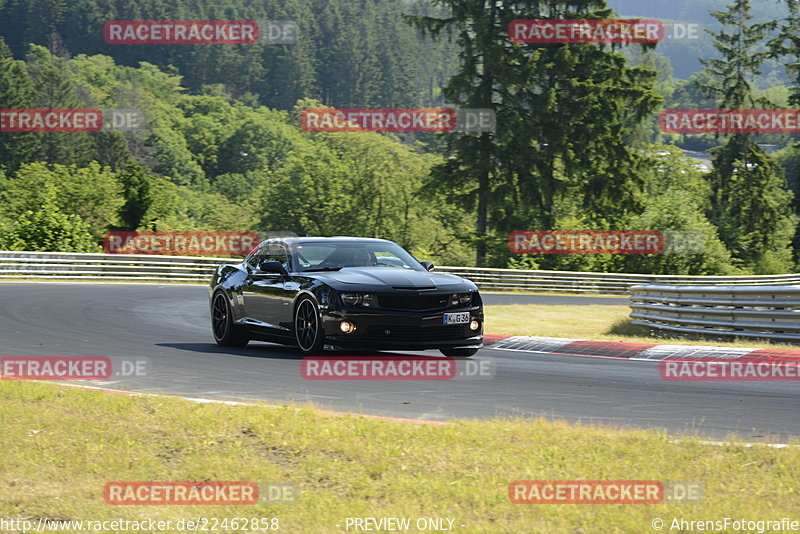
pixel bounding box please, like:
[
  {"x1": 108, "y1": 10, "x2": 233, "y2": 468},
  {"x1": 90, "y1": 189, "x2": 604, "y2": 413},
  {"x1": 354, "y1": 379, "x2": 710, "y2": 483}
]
[
  {"x1": 341, "y1": 293, "x2": 362, "y2": 306},
  {"x1": 452, "y1": 292, "x2": 473, "y2": 306},
  {"x1": 341, "y1": 293, "x2": 375, "y2": 307}
]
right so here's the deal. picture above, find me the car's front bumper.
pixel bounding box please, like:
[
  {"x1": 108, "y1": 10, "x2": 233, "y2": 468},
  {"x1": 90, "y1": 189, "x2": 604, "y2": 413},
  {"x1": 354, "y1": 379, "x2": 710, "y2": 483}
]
[{"x1": 320, "y1": 306, "x2": 484, "y2": 350}]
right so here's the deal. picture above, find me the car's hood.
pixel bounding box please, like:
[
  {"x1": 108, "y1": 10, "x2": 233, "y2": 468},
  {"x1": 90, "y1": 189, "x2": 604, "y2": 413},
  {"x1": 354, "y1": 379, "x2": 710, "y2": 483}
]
[{"x1": 309, "y1": 267, "x2": 474, "y2": 291}]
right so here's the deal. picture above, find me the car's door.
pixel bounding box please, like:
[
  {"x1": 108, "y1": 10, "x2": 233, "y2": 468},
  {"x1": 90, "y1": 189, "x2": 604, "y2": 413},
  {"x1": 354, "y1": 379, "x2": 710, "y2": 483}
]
[{"x1": 242, "y1": 243, "x2": 293, "y2": 334}]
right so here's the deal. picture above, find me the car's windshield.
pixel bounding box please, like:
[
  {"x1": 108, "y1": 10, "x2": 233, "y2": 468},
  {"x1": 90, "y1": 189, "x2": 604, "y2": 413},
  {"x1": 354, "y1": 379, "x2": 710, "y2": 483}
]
[{"x1": 293, "y1": 242, "x2": 425, "y2": 272}]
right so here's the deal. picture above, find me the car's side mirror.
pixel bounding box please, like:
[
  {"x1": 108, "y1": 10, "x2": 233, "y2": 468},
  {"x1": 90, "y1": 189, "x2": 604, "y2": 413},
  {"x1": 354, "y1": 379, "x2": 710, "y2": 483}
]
[
  {"x1": 420, "y1": 261, "x2": 434, "y2": 271},
  {"x1": 258, "y1": 260, "x2": 288, "y2": 276}
]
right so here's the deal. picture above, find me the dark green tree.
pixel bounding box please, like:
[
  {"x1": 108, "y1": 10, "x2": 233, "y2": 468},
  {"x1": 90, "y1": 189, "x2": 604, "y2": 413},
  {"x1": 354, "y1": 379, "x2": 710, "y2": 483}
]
[
  {"x1": 768, "y1": 0, "x2": 800, "y2": 266},
  {"x1": 24, "y1": 44, "x2": 94, "y2": 166},
  {"x1": 407, "y1": 0, "x2": 662, "y2": 266},
  {"x1": 92, "y1": 131, "x2": 134, "y2": 170},
  {"x1": 707, "y1": 140, "x2": 795, "y2": 271},
  {"x1": 699, "y1": 0, "x2": 796, "y2": 272},
  {"x1": 0, "y1": 39, "x2": 39, "y2": 171},
  {"x1": 698, "y1": 0, "x2": 771, "y2": 110},
  {"x1": 117, "y1": 163, "x2": 157, "y2": 231}
]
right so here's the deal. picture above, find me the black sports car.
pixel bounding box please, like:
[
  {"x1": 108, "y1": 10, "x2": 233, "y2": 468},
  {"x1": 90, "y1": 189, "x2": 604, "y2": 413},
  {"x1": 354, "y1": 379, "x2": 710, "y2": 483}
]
[{"x1": 209, "y1": 237, "x2": 484, "y2": 356}]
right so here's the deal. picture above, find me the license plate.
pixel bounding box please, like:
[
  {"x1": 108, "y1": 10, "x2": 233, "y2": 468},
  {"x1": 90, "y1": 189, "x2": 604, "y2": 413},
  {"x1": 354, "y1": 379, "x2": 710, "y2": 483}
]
[{"x1": 443, "y1": 312, "x2": 470, "y2": 325}]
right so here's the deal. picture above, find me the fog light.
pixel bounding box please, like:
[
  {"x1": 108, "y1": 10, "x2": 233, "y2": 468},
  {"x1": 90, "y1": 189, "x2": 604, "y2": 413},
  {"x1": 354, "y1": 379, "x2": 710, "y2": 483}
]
[
  {"x1": 340, "y1": 321, "x2": 356, "y2": 334},
  {"x1": 469, "y1": 319, "x2": 480, "y2": 331}
]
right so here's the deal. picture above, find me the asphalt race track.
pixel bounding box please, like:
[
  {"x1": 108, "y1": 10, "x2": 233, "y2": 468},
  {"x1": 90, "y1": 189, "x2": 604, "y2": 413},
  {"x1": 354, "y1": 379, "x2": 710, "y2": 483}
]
[{"x1": 1, "y1": 283, "x2": 797, "y2": 441}]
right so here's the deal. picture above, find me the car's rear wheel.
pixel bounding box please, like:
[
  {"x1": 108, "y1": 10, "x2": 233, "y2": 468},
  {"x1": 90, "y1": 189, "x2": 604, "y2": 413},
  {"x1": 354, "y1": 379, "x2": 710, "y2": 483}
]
[
  {"x1": 294, "y1": 297, "x2": 325, "y2": 355},
  {"x1": 212, "y1": 292, "x2": 249, "y2": 347},
  {"x1": 439, "y1": 347, "x2": 479, "y2": 358}
]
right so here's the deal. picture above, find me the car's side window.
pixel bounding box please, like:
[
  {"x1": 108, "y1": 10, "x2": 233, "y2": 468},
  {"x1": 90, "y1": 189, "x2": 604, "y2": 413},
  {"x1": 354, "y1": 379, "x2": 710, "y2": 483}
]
[
  {"x1": 264, "y1": 244, "x2": 291, "y2": 271},
  {"x1": 248, "y1": 243, "x2": 292, "y2": 273},
  {"x1": 245, "y1": 245, "x2": 266, "y2": 269}
]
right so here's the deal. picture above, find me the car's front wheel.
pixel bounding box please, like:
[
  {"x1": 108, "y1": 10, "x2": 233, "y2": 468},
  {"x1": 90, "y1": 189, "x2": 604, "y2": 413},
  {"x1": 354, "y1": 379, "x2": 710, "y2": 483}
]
[
  {"x1": 294, "y1": 296, "x2": 325, "y2": 355},
  {"x1": 439, "y1": 347, "x2": 479, "y2": 358},
  {"x1": 212, "y1": 291, "x2": 249, "y2": 347}
]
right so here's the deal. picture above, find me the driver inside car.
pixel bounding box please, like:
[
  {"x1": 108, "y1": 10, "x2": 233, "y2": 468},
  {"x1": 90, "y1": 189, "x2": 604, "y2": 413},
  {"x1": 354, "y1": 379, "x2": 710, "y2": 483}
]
[
  {"x1": 344, "y1": 248, "x2": 374, "y2": 267},
  {"x1": 324, "y1": 247, "x2": 374, "y2": 267}
]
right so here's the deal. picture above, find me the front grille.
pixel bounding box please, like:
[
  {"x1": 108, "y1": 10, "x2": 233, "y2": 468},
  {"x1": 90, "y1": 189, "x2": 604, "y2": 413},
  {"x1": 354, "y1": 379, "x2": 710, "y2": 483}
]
[
  {"x1": 365, "y1": 325, "x2": 465, "y2": 341},
  {"x1": 377, "y1": 293, "x2": 450, "y2": 311}
]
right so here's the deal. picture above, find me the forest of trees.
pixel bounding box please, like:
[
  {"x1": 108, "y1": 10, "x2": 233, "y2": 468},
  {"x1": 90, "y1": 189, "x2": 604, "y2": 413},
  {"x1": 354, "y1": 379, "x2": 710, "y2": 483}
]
[
  {"x1": 0, "y1": 0, "x2": 797, "y2": 275},
  {"x1": 610, "y1": 0, "x2": 792, "y2": 77}
]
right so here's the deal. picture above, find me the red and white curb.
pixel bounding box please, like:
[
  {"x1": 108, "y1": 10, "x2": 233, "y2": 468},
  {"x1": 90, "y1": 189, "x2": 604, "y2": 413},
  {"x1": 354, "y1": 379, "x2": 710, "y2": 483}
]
[{"x1": 484, "y1": 335, "x2": 800, "y2": 362}]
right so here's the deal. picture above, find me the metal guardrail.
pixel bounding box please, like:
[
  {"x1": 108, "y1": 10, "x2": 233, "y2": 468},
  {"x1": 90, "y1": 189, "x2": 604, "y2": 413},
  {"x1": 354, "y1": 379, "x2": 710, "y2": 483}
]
[
  {"x1": 630, "y1": 285, "x2": 800, "y2": 342},
  {"x1": 0, "y1": 251, "x2": 226, "y2": 282},
  {"x1": 437, "y1": 266, "x2": 800, "y2": 294},
  {"x1": 0, "y1": 251, "x2": 799, "y2": 295}
]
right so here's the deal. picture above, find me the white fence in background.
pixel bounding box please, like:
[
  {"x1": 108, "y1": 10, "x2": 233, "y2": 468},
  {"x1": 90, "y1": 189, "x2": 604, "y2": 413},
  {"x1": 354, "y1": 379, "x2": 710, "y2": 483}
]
[
  {"x1": 1, "y1": 251, "x2": 800, "y2": 293},
  {"x1": 630, "y1": 285, "x2": 800, "y2": 343}
]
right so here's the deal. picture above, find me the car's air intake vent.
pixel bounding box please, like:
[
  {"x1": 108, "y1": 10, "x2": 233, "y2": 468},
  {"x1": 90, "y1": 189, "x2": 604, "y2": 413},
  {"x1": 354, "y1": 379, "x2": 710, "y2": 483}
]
[
  {"x1": 365, "y1": 325, "x2": 464, "y2": 341},
  {"x1": 377, "y1": 293, "x2": 449, "y2": 310},
  {"x1": 392, "y1": 285, "x2": 436, "y2": 290}
]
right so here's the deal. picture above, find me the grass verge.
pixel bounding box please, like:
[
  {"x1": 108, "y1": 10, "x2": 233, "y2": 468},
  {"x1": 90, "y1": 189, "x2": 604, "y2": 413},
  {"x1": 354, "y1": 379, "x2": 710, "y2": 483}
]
[
  {"x1": 1, "y1": 381, "x2": 798, "y2": 533},
  {"x1": 484, "y1": 304, "x2": 800, "y2": 351}
]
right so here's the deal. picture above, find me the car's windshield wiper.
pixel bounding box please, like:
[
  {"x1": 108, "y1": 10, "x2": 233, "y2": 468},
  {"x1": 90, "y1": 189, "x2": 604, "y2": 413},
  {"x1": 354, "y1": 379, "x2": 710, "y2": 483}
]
[{"x1": 303, "y1": 267, "x2": 343, "y2": 272}]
